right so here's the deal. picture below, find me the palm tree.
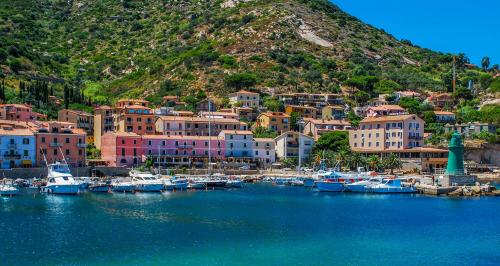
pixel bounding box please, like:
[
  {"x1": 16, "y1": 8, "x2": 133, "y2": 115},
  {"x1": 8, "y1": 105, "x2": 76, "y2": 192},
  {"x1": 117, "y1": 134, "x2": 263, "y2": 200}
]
[
  {"x1": 347, "y1": 152, "x2": 366, "y2": 171},
  {"x1": 367, "y1": 155, "x2": 381, "y2": 171},
  {"x1": 382, "y1": 154, "x2": 403, "y2": 175},
  {"x1": 335, "y1": 149, "x2": 349, "y2": 171}
]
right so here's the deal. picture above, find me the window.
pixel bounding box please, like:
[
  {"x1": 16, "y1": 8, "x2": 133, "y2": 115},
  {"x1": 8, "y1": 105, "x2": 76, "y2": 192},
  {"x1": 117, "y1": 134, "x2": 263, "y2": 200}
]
[
  {"x1": 148, "y1": 150, "x2": 152, "y2": 155},
  {"x1": 23, "y1": 138, "x2": 30, "y2": 144},
  {"x1": 255, "y1": 151, "x2": 259, "y2": 155},
  {"x1": 376, "y1": 142, "x2": 379, "y2": 147},
  {"x1": 162, "y1": 141, "x2": 166, "y2": 146},
  {"x1": 53, "y1": 149, "x2": 57, "y2": 155},
  {"x1": 66, "y1": 149, "x2": 70, "y2": 155},
  {"x1": 121, "y1": 148, "x2": 125, "y2": 156},
  {"x1": 148, "y1": 140, "x2": 152, "y2": 146},
  {"x1": 243, "y1": 143, "x2": 247, "y2": 148},
  {"x1": 66, "y1": 138, "x2": 70, "y2": 144},
  {"x1": 79, "y1": 149, "x2": 82, "y2": 155},
  {"x1": 205, "y1": 141, "x2": 208, "y2": 147},
  {"x1": 24, "y1": 150, "x2": 28, "y2": 157},
  {"x1": 133, "y1": 140, "x2": 137, "y2": 145},
  {"x1": 41, "y1": 137, "x2": 45, "y2": 143}
]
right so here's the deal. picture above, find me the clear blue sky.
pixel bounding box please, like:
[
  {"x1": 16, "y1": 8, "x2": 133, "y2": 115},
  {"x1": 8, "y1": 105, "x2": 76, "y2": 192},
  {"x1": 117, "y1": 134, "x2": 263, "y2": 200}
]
[{"x1": 332, "y1": 0, "x2": 500, "y2": 66}]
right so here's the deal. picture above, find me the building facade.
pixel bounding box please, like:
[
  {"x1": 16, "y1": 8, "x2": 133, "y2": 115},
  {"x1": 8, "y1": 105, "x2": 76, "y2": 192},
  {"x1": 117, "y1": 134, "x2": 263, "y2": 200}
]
[
  {"x1": 93, "y1": 106, "x2": 114, "y2": 149},
  {"x1": 58, "y1": 109, "x2": 94, "y2": 143},
  {"x1": 155, "y1": 116, "x2": 247, "y2": 136},
  {"x1": 35, "y1": 122, "x2": 87, "y2": 167},
  {"x1": 444, "y1": 122, "x2": 496, "y2": 137},
  {"x1": 253, "y1": 138, "x2": 276, "y2": 167},
  {"x1": 322, "y1": 105, "x2": 345, "y2": 120},
  {"x1": 303, "y1": 119, "x2": 351, "y2": 140},
  {"x1": 434, "y1": 111, "x2": 456, "y2": 123},
  {"x1": 219, "y1": 130, "x2": 254, "y2": 158},
  {"x1": 366, "y1": 105, "x2": 407, "y2": 117},
  {"x1": 285, "y1": 105, "x2": 318, "y2": 119},
  {"x1": 254, "y1": 112, "x2": 290, "y2": 133},
  {"x1": 0, "y1": 127, "x2": 36, "y2": 169},
  {"x1": 228, "y1": 90, "x2": 260, "y2": 107},
  {"x1": 274, "y1": 131, "x2": 314, "y2": 162},
  {"x1": 100, "y1": 132, "x2": 142, "y2": 167},
  {"x1": 114, "y1": 105, "x2": 155, "y2": 135}
]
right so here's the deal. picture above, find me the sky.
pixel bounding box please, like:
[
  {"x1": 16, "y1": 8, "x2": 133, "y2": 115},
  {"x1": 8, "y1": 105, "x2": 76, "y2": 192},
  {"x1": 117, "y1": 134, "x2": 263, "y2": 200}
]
[{"x1": 332, "y1": 0, "x2": 500, "y2": 66}]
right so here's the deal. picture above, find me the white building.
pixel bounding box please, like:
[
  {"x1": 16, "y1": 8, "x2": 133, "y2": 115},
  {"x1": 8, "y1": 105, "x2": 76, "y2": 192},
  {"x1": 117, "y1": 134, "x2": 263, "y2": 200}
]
[
  {"x1": 252, "y1": 138, "x2": 276, "y2": 166},
  {"x1": 218, "y1": 130, "x2": 254, "y2": 158},
  {"x1": 274, "y1": 131, "x2": 314, "y2": 162},
  {"x1": 228, "y1": 90, "x2": 260, "y2": 107}
]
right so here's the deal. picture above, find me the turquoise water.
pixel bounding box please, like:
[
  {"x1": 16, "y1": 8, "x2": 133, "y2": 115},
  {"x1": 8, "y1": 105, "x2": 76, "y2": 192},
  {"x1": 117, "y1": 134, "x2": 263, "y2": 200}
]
[{"x1": 1, "y1": 184, "x2": 499, "y2": 266}]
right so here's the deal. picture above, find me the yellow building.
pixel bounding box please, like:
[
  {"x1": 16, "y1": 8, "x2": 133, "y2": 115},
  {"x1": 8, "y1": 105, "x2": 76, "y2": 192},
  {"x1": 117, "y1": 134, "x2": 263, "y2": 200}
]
[
  {"x1": 284, "y1": 105, "x2": 318, "y2": 119},
  {"x1": 254, "y1": 112, "x2": 290, "y2": 133}
]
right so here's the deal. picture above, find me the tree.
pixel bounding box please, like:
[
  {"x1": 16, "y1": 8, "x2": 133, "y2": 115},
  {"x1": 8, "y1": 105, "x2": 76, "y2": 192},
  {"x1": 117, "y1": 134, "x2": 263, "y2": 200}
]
[
  {"x1": 253, "y1": 126, "x2": 278, "y2": 139},
  {"x1": 346, "y1": 152, "x2": 366, "y2": 171},
  {"x1": 290, "y1": 112, "x2": 300, "y2": 131},
  {"x1": 423, "y1": 111, "x2": 436, "y2": 124},
  {"x1": 347, "y1": 111, "x2": 362, "y2": 127},
  {"x1": 456, "y1": 106, "x2": 480, "y2": 123},
  {"x1": 373, "y1": 79, "x2": 401, "y2": 95},
  {"x1": 382, "y1": 154, "x2": 403, "y2": 174},
  {"x1": 304, "y1": 69, "x2": 323, "y2": 86},
  {"x1": 224, "y1": 73, "x2": 257, "y2": 89},
  {"x1": 398, "y1": 97, "x2": 422, "y2": 115},
  {"x1": 481, "y1": 56, "x2": 490, "y2": 71},
  {"x1": 367, "y1": 155, "x2": 381, "y2": 171},
  {"x1": 314, "y1": 131, "x2": 349, "y2": 152},
  {"x1": 263, "y1": 97, "x2": 284, "y2": 112},
  {"x1": 479, "y1": 73, "x2": 493, "y2": 90}
]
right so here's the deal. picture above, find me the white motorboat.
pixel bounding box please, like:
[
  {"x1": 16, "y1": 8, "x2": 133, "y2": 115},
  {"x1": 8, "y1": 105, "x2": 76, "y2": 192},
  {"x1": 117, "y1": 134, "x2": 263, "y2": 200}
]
[
  {"x1": 129, "y1": 171, "x2": 164, "y2": 192},
  {"x1": 345, "y1": 177, "x2": 384, "y2": 193},
  {"x1": 0, "y1": 180, "x2": 19, "y2": 196},
  {"x1": 367, "y1": 179, "x2": 416, "y2": 193},
  {"x1": 42, "y1": 162, "x2": 80, "y2": 195},
  {"x1": 111, "y1": 177, "x2": 135, "y2": 193},
  {"x1": 89, "y1": 178, "x2": 111, "y2": 193}
]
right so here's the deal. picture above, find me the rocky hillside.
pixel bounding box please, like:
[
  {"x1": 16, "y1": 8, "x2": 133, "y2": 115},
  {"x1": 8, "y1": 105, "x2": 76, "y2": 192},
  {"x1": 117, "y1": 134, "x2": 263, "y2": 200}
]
[{"x1": 0, "y1": 0, "x2": 494, "y2": 104}]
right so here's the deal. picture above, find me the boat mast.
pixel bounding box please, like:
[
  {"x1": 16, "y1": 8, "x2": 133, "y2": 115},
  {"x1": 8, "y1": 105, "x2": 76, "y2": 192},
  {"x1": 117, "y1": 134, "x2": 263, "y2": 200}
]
[{"x1": 208, "y1": 99, "x2": 212, "y2": 177}]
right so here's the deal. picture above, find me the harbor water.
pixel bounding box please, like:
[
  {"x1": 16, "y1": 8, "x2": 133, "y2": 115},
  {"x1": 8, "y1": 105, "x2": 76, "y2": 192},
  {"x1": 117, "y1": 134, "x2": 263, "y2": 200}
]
[{"x1": 1, "y1": 183, "x2": 499, "y2": 265}]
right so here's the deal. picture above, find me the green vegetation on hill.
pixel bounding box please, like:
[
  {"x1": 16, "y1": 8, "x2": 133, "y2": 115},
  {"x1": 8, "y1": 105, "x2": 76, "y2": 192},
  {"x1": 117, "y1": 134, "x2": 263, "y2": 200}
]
[{"x1": 1, "y1": 0, "x2": 497, "y2": 105}]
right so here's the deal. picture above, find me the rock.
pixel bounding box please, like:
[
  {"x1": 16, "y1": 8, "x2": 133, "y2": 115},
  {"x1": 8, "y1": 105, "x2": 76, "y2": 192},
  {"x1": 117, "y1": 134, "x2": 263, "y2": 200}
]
[{"x1": 448, "y1": 188, "x2": 463, "y2": 197}]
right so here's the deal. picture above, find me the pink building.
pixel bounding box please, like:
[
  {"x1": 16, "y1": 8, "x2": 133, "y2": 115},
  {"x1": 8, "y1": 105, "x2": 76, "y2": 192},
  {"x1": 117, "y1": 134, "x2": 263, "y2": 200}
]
[
  {"x1": 142, "y1": 135, "x2": 225, "y2": 167},
  {"x1": 101, "y1": 132, "x2": 142, "y2": 167},
  {"x1": 35, "y1": 121, "x2": 87, "y2": 167},
  {"x1": 0, "y1": 104, "x2": 46, "y2": 121}
]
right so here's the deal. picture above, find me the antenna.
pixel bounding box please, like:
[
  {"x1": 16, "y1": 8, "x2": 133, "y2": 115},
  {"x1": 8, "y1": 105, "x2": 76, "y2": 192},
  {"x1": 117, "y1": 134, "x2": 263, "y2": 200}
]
[
  {"x1": 452, "y1": 55, "x2": 456, "y2": 93},
  {"x1": 57, "y1": 146, "x2": 68, "y2": 164}
]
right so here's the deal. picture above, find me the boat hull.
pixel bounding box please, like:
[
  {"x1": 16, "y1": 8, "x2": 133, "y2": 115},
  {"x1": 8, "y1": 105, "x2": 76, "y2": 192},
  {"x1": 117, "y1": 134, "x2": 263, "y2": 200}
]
[
  {"x1": 316, "y1": 181, "x2": 344, "y2": 192},
  {"x1": 303, "y1": 179, "x2": 315, "y2": 187},
  {"x1": 345, "y1": 184, "x2": 369, "y2": 193},
  {"x1": 134, "y1": 184, "x2": 164, "y2": 192},
  {"x1": 112, "y1": 184, "x2": 135, "y2": 193},
  {"x1": 0, "y1": 189, "x2": 19, "y2": 196},
  {"x1": 189, "y1": 183, "x2": 206, "y2": 190},
  {"x1": 43, "y1": 185, "x2": 79, "y2": 195},
  {"x1": 204, "y1": 181, "x2": 227, "y2": 188},
  {"x1": 89, "y1": 185, "x2": 111, "y2": 193}
]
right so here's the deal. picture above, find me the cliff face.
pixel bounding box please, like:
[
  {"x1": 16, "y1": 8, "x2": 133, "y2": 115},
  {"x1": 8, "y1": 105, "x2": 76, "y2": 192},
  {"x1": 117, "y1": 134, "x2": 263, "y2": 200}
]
[
  {"x1": 465, "y1": 143, "x2": 500, "y2": 166},
  {"x1": 1, "y1": 0, "x2": 456, "y2": 101}
]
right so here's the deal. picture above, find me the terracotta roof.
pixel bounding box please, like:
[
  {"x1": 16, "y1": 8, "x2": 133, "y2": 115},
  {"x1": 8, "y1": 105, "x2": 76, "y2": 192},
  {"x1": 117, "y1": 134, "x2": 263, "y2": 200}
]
[
  {"x1": 307, "y1": 119, "x2": 351, "y2": 126},
  {"x1": 234, "y1": 90, "x2": 258, "y2": 95},
  {"x1": 367, "y1": 105, "x2": 405, "y2": 111},
  {"x1": 94, "y1": 105, "x2": 112, "y2": 110},
  {"x1": 199, "y1": 111, "x2": 238, "y2": 117},
  {"x1": 157, "y1": 116, "x2": 241, "y2": 123},
  {"x1": 104, "y1": 132, "x2": 140, "y2": 137},
  {"x1": 0, "y1": 103, "x2": 32, "y2": 109},
  {"x1": 258, "y1": 112, "x2": 290, "y2": 118},
  {"x1": 286, "y1": 105, "x2": 317, "y2": 110},
  {"x1": 0, "y1": 128, "x2": 34, "y2": 136},
  {"x1": 117, "y1": 99, "x2": 149, "y2": 103},
  {"x1": 124, "y1": 105, "x2": 152, "y2": 110},
  {"x1": 324, "y1": 105, "x2": 344, "y2": 110},
  {"x1": 433, "y1": 111, "x2": 455, "y2": 115},
  {"x1": 352, "y1": 147, "x2": 448, "y2": 153},
  {"x1": 361, "y1": 114, "x2": 419, "y2": 123},
  {"x1": 59, "y1": 109, "x2": 92, "y2": 116}
]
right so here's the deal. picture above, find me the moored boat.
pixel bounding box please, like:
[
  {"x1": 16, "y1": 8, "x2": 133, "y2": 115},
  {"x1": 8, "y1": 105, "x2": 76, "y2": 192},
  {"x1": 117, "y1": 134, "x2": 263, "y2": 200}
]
[
  {"x1": 111, "y1": 177, "x2": 135, "y2": 193},
  {"x1": 129, "y1": 171, "x2": 164, "y2": 192},
  {"x1": 316, "y1": 179, "x2": 345, "y2": 192},
  {"x1": 41, "y1": 162, "x2": 80, "y2": 195},
  {"x1": 0, "y1": 181, "x2": 19, "y2": 196},
  {"x1": 345, "y1": 177, "x2": 384, "y2": 193},
  {"x1": 367, "y1": 179, "x2": 416, "y2": 193},
  {"x1": 89, "y1": 179, "x2": 111, "y2": 193}
]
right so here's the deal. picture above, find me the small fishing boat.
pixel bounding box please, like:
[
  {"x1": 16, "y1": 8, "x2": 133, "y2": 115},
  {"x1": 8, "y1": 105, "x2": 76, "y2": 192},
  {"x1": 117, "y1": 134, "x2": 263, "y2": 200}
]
[
  {"x1": 289, "y1": 179, "x2": 304, "y2": 186},
  {"x1": 367, "y1": 179, "x2": 416, "y2": 193},
  {"x1": 111, "y1": 177, "x2": 135, "y2": 193},
  {"x1": 316, "y1": 179, "x2": 345, "y2": 192},
  {"x1": 345, "y1": 177, "x2": 384, "y2": 193},
  {"x1": 41, "y1": 162, "x2": 80, "y2": 195},
  {"x1": 273, "y1": 178, "x2": 290, "y2": 186}
]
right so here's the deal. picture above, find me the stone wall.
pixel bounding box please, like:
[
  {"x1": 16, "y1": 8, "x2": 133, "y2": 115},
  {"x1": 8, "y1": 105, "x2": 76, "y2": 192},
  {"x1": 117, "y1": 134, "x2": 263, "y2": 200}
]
[{"x1": 464, "y1": 143, "x2": 500, "y2": 166}]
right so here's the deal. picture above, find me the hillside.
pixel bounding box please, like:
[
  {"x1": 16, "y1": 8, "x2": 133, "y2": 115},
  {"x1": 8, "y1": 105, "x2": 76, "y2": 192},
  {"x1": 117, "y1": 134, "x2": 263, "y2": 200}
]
[{"x1": 0, "y1": 0, "x2": 496, "y2": 105}]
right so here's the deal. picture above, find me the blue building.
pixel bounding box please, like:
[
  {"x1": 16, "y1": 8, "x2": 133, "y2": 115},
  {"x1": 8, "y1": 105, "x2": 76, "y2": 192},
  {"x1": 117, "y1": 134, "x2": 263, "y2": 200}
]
[{"x1": 0, "y1": 127, "x2": 36, "y2": 169}]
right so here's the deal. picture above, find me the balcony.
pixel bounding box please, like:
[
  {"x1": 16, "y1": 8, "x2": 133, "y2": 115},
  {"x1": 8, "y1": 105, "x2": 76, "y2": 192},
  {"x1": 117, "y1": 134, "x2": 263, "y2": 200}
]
[
  {"x1": 177, "y1": 145, "x2": 193, "y2": 149},
  {"x1": 50, "y1": 142, "x2": 63, "y2": 147},
  {"x1": 77, "y1": 143, "x2": 88, "y2": 148},
  {"x1": 3, "y1": 154, "x2": 21, "y2": 160},
  {"x1": 408, "y1": 136, "x2": 423, "y2": 140}
]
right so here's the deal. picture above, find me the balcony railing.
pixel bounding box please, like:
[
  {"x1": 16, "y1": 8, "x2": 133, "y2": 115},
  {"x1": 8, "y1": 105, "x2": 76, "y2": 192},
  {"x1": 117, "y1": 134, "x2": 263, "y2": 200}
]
[
  {"x1": 3, "y1": 154, "x2": 21, "y2": 160},
  {"x1": 50, "y1": 142, "x2": 63, "y2": 147},
  {"x1": 176, "y1": 145, "x2": 193, "y2": 149},
  {"x1": 408, "y1": 136, "x2": 423, "y2": 140},
  {"x1": 77, "y1": 143, "x2": 88, "y2": 148},
  {"x1": 7, "y1": 143, "x2": 17, "y2": 149}
]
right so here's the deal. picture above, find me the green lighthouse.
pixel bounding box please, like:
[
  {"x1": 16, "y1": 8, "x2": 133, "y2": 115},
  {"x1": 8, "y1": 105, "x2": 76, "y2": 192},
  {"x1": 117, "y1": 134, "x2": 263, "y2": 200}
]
[{"x1": 445, "y1": 131, "x2": 465, "y2": 175}]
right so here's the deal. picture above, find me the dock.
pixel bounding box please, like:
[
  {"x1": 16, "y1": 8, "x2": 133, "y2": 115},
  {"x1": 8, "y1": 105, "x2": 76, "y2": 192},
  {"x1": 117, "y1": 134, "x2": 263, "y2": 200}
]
[{"x1": 415, "y1": 184, "x2": 457, "y2": 195}]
